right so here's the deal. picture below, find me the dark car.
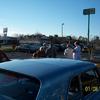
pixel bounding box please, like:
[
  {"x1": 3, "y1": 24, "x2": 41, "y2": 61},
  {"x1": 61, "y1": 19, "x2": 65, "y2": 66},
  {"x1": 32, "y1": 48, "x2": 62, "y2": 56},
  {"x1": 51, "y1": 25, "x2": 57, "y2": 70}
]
[
  {"x1": 53, "y1": 43, "x2": 67, "y2": 52},
  {"x1": 0, "y1": 59, "x2": 99, "y2": 100},
  {"x1": 16, "y1": 43, "x2": 41, "y2": 53},
  {"x1": 16, "y1": 44, "x2": 29, "y2": 52}
]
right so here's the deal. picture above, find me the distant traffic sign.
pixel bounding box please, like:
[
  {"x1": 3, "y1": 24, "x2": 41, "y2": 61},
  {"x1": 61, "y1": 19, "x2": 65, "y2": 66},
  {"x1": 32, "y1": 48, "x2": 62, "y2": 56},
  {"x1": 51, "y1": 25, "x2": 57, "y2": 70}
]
[
  {"x1": 83, "y1": 8, "x2": 95, "y2": 15},
  {"x1": 3, "y1": 27, "x2": 8, "y2": 33}
]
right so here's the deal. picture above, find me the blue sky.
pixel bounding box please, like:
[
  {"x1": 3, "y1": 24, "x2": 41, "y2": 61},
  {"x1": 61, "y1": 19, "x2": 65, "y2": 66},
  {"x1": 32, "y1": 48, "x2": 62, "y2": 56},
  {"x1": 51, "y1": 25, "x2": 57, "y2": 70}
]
[{"x1": 0, "y1": 0, "x2": 99, "y2": 38}]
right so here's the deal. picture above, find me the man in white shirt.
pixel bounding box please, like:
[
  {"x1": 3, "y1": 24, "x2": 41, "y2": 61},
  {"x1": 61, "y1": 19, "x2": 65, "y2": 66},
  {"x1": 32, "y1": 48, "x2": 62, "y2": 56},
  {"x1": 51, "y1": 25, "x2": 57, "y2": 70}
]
[{"x1": 64, "y1": 44, "x2": 73, "y2": 59}]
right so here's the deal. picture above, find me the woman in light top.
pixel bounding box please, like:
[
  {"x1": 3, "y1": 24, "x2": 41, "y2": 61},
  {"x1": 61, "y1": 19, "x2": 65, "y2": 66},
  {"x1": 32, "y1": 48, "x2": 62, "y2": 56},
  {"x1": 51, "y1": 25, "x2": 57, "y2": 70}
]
[{"x1": 73, "y1": 41, "x2": 81, "y2": 60}]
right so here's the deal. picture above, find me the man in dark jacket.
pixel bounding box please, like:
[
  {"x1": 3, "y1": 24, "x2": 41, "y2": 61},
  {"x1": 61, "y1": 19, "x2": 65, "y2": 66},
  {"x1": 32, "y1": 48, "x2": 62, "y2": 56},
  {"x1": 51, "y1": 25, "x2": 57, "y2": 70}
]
[{"x1": 46, "y1": 44, "x2": 57, "y2": 58}]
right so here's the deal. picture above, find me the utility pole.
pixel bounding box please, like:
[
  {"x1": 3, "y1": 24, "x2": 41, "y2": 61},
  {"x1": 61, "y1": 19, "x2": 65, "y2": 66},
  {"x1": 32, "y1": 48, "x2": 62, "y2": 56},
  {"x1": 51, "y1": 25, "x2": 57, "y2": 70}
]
[
  {"x1": 87, "y1": 14, "x2": 90, "y2": 44},
  {"x1": 61, "y1": 23, "x2": 64, "y2": 37},
  {"x1": 83, "y1": 8, "x2": 95, "y2": 60}
]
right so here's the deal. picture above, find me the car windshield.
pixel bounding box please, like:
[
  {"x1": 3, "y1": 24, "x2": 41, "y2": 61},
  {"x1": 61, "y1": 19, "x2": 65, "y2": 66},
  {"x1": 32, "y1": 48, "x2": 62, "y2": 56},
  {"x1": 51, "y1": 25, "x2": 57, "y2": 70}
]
[{"x1": 0, "y1": 71, "x2": 40, "y2": 100}]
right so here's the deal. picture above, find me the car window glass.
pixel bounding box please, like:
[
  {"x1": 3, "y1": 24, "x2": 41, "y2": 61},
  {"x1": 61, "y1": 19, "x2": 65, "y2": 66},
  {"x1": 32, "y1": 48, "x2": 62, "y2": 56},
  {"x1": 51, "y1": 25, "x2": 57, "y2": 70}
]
[
  {"x1": 80, "y1": 69, "x2": 100, "y2": 96},
  {"x1": 68, "y1": 69, "x2": 100, "y2": 100},
  {"x1": 68, "y1": 76, "x2": 81, "y2": 100},
  {"x1": 0, "y1": 71, "x2": 40, "y2": 100}
]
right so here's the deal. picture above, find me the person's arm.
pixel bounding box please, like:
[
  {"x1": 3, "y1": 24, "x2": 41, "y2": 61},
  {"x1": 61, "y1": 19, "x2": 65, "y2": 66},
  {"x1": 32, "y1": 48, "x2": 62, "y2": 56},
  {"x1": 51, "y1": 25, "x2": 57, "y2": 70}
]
[{"x1": 64, "y1": 49, "x2": 67, "y2": 56}]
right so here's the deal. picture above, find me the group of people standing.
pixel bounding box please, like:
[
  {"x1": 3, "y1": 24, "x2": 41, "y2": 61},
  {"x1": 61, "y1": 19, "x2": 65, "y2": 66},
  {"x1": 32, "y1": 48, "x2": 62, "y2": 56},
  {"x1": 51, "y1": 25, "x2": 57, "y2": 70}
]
[
  {"x1": 33, "y1": 41, "x2": 81, "y2": 60},
  {"x1": 64, "y1": 41, "x2": 81, "y2": 60},
  {"x1": 33, "y1": 43, "x2": 57, "y2": 58}
]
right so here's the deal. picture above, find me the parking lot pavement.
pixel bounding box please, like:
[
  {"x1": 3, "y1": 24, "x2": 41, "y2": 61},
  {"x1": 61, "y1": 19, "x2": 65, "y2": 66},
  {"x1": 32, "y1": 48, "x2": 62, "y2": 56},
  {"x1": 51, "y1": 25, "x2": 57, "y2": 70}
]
[
  {"x1": 6, "y1": 52, "x2": 65, "y2": 59},
  {"x1": 6, "y1": 52, "x2": 91, "y2": 60},
  {"x1": 6, "y1": 52, "x2": 32, "y2": 59}
]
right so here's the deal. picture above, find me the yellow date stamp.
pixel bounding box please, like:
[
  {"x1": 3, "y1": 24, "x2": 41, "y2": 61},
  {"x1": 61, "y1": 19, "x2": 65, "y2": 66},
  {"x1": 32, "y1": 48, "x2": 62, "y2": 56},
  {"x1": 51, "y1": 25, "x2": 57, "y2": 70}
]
[{"x1": 85, "y1": 85, "x2": 100, "y2": 92}]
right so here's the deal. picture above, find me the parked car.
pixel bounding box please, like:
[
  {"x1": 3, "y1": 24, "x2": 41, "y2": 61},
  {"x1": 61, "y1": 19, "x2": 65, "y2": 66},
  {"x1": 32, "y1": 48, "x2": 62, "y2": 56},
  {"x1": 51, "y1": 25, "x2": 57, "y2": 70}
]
[
  {"x1": 91, "y1": 49, "x2": 100, "y2": 63},
  {"x1": 16, "y1": 43, "x2": 41, "y2": 53},
  {"x1": 0, "y1": 50, "x2": 10, "y2": 62},
  {"x1": 53, "y1": 44, "x2": 61, "y2": 52},
  {"x1": 52, "y1": 43, "x2": 66, "y2": 52},
  {"x1": 29, "y1": 43, "x2": 42, "y2": 53},
  {"x1": 0, "y1": 58, "x2": 99, "y2": 100},
  {"x1": 60, "y1": 43, "x2": 66, "y2": 51},
  {"x1": 82, "y1": 45, "x2": 89, "y2": 53},
  {"x1": 16, "y1": 43, "x2": 29, "y2": 52},
  {"x1": 91, "y1": 49, "x2": 100, "y2": 68}
]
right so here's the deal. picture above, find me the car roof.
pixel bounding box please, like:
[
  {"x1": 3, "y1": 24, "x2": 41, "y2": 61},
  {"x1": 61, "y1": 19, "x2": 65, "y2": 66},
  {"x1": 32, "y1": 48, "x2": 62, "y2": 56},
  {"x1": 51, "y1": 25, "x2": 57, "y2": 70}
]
[{"x1": 0, "y1": 58, "x2": 95, "y2": 83}]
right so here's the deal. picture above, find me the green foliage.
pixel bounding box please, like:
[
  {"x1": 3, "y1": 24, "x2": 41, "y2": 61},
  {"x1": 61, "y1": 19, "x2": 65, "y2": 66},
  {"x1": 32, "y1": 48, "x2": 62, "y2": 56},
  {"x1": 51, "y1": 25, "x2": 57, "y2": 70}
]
[{"x1": 0, "y1": 46, "x2": 15, "y2": 52}]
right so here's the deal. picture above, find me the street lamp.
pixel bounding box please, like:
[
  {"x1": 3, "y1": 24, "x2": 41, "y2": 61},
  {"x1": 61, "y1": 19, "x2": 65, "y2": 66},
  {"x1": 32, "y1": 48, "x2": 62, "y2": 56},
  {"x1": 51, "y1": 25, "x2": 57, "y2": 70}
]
[
  {"x1": 61, "y1": 23, "x2": 64, "y2": 37},
  {"x1": 83, "y1": 8, "x2": 95, "y2": 44}
]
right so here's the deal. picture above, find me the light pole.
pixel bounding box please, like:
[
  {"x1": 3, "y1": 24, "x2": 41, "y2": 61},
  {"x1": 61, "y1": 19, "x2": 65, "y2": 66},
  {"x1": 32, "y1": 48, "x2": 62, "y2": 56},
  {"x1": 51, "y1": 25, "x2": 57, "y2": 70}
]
[
  {"x1": 83, "y1": 8, "x2": 95, "y2": 45},
  {"x1": 61, "y1": 23, "x2": 64, "y2": 37},
  {"x1": 83, "y1": 8, "x2": 95, "y2": 60}
]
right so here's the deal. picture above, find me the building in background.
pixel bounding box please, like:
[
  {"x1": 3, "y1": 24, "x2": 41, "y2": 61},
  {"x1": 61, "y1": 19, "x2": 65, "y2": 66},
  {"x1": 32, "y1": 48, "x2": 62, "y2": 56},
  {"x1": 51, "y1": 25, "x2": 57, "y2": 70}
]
[{"x1": 0, "y1": 36, "x2": 19, "y2": 45}]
